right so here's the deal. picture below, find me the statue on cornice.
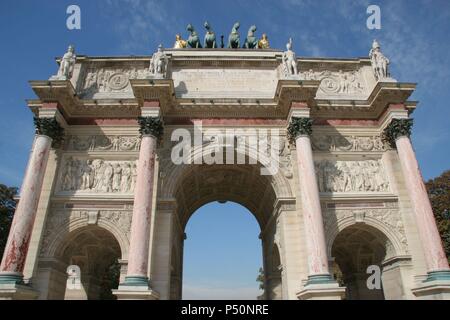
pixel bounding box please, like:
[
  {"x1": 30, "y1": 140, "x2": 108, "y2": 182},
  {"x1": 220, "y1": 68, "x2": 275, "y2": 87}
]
[
  {"x1": 186, "y1": 24, "x2": 202, "y2": 48},
  {"x1": 173, "y1": 34, "x2": 187, "y2": 48},
  {"x1": 51, "y1": 45, "x2": 76, "y2": 80},
  {"x1": 369, "y1": 39, "x2": 393, "y2": 81},
  {"x1": 148, "y1": 44, "x2": 168, "y2": 78},
  {"x1": 227, "y1": 22, "x2": 240, "y2": 48},
  {"x1": 243, "y1": 25, "x2": 258, "y2": 49},
  {"x1": 203, "y1": 21, "x2": 217, "y2": 48},
  {"x1": 258, "y1": 33, "x2": 270, "y2": 49},
  {"x1": 282, "y1": 38, "x2": 298, "y2": 77}
]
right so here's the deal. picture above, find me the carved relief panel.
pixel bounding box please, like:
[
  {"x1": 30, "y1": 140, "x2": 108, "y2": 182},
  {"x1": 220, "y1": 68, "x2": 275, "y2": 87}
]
[
  {"x1": 314, "y1": 159, "x2": 390, "y2": 193},
  {"x1": 300, "y1": 69, "x2": 368, "y2": 99},
  {"x1": 56, "y1": 157, "x2": 138, "y2": 195},
  {"x1": 77, "y1": 62, "x2": 148, "y2": 99}
]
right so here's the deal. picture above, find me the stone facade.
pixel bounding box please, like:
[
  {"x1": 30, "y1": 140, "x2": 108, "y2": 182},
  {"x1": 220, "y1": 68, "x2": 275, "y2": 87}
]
[{"x1": 0, "y1": 46, "x2": 449, "y2": 300}]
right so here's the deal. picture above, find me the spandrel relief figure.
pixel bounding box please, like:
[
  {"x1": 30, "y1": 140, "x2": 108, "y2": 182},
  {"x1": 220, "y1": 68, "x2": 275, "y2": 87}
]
[
  {"x1": 51, "y1": 45, "x2": 76, "y2": 80},
  {"x1": 92, "y1": 159, "x2": 104, "y2": 191},
  {"x1": 102, "y1": 163, "x2": 114, "y2": 193},
  {"x1": 131, "y1": 162, "x2": 138, "y2": 192},
  {"x1": 81, "y1": 160, "x2": 94, "y2": 190},
  {"x1": 112, "y1": 163, "x2": 122, "y2": 192},
  {"x1": 282, "y1": 38, "x2": 298, "y2": 77},
  {"x1": 121, "y1": 163, "x2": 132, "y2": 193}
]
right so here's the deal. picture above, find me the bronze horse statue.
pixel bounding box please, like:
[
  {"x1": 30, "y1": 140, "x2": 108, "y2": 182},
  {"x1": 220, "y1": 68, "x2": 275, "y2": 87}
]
[
  {"x1": 243, "y1": 25, "x2": 258, "y2": 49},
  {"x1": 227, "y1": 22, "x2": 240, "y2": 48},
  {"x1": 203, "y1": 21, "x2": 217, "y2": 48},
  {"x1": 186, "y1": 24, "x2": 202, "y2": 48}
]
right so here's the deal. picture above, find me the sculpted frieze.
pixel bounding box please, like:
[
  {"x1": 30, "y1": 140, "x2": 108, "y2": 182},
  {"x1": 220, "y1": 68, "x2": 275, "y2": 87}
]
[
  {"x1": 66, "y1": 135, "x2": 141, "y2": 152},
  {"x1": 78, "y1": 66, "x2": 147, "y2": 98},
  {"x1": 301, "y1": 69, "x2": 367, "y2": 97},
  {"x1": 314, "y1": 159, "x2": 390, "y2": 193},
  {"x1": 311, "y1": 135, "x2": 386, "y2": 152}
]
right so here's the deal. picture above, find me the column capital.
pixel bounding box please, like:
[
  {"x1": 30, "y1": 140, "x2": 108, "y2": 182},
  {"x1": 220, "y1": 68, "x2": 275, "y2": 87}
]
[
  {"x1": 287, "y1": 117, "x2": 312, "y2": 142},
  {"x1": 137, "y1": 116, "x2": 164, "y2": 139},
  {"x1": 383, "y1": 118, "x2": 413, "y2": 148},
  {"x1": 33, "y1": 117, "x2": 64, "y2": 147}
]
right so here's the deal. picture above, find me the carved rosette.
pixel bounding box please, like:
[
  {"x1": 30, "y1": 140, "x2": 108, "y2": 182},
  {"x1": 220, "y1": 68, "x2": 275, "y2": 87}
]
[
  {"x1": 383, "y1": 118, "x2": 413, "y2": 148},
  {"x1": 287, "y1": 117, "x2": 312, "y2": 142},
  {"x1": 137, "y1": 116, "x2": 164, "y2": 139},
  {"x1": 33, "y1": 117, "x2": 65, "y2": 148}
]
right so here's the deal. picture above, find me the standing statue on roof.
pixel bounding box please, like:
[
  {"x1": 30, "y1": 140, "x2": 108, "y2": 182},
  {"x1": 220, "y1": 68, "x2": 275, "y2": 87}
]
[
  {"x1": 258, "y1": 33, "x2": 270, "y2": 49},
  {"x1": 282, "y1": 38, "x2": 298, "y2": 77},
  {"x1": 369, "y1": 39, "x2": 391, "y2": 81},
  {"x1": 186, "y1": 24, "x2": 202, "y2": 48},
  {"x1": 173, "y1": 34, "x2": 187, "y2": 48},
  {"x1": 148, "y1": 44, "x2": 168, "y2": 78},
  {"x1": 51, "y1": 45, "x2": 76, "y2": 80}
]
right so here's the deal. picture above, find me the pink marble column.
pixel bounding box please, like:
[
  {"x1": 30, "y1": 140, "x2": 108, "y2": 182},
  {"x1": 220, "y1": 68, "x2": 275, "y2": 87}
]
[
  {"x1": 396, "y1": 136, "x2": 450, "y2": 272},
  {"x1": 0, "y1": 135, "x2": 52, "y2": 282},
  {"x1": 125, "y1": 134, "x2": 157, "y2": 284},
  {"x1": 295, "y1": 134, "x2": 330, "y2": 278}
]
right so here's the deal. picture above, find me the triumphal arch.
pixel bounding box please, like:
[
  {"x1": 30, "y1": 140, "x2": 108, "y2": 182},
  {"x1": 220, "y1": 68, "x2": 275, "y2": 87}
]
[{"x1": 0, "y1": 27, "x2": 449, "y2": 300}]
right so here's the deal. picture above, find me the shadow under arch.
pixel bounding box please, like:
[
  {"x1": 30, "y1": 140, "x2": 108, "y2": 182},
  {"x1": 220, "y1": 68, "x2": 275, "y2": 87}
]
[
  {"x1": 44, "y1": 225, "x2": 123, "y2": 300},
  {"x1": 331, "y1": 223, "x2": 394, "y2": 300},
  {"x1": 160, "y1": 143, "x2": 294, "y2": 230},
  {"x1": 326, "y1": 216, "x2": 406, "y2": 260}
]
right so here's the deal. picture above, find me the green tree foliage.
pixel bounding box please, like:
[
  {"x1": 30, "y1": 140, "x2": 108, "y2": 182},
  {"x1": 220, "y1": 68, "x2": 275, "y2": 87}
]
[
  {"x1": 99, "y1": 261, "x2": 121, "y2": 300},
  {"x1": 0, "y1": 184, "x2": 17, "y2": 259},
  {"x1": 256, "y1": 267, "x2": 265, "y2": 290},
  {"x1": 426, "y1": 170, "x2": 450, "y2": 263}
]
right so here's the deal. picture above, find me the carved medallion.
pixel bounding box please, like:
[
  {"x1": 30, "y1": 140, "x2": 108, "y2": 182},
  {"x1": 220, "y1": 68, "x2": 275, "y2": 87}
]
[{"x1": 108, "y1": 72, "x2": 129, "y2": 90}]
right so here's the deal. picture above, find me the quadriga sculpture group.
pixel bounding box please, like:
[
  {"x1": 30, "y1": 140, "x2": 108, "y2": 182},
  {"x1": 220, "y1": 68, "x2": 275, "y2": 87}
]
[
  {"x1": 174, "y1": 22, "x2": 271, "y2": 49},
  {"x1": 61, "y1": 158, "x2": 138, "y2": 194}
]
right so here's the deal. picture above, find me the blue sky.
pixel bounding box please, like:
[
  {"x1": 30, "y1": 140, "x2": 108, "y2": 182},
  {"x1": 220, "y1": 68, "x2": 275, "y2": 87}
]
[{"x1": 0, "y1": 0, "x2": 449, "y2": 299}]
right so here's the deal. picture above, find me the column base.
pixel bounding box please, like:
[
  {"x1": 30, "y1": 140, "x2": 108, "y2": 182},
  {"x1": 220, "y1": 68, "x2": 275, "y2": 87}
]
[
  {"x1": 0, "y1": 272, "x2": 24, "y2": 285},
  {"x1": 412, "y1": 270, "x2": 450, "y2": 300},
  {"x1": 0, "y1": 283, "x2": 39, "y2": 300},
  {"x1": 113, "y1": 276, "x2": 160, "y2": 300},
  {"x1": 297, "y1": 275, "x2": 346, "y2": 300}
]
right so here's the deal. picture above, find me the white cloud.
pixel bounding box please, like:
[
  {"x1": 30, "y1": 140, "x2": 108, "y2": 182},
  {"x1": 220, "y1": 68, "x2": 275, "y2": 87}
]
[{"x1": 103, "y1": 0, "x2": 178, "y2": 52}]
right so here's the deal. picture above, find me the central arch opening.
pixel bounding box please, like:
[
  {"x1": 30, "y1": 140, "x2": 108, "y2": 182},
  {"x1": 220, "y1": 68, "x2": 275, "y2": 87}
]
[
  {"x1": 162, "y1": 157, "x2": 292, "y2": 300},
  {"x1": 182, "y1": 201, "x2": 263, "y2": 300}
]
